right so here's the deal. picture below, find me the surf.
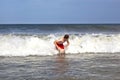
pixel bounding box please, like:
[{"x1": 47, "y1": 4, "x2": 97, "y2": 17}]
[{"x1": 0, "y1": 33, "x2": 120, "y2": 56}]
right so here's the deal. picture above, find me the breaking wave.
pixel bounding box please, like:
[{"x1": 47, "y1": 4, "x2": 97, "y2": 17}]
[{"x1": 0, "y1": 33, "x2": 120, "y2": 56}]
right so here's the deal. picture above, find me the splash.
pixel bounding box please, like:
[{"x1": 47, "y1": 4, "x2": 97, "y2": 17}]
[{"x1": 0, "y1": 34, "x2": 120, "y2": 56}]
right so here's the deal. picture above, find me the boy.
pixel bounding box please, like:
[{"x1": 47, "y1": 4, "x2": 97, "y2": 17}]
[{"x1": 54, "y1": 34, "x2": 70, "y2": 54}]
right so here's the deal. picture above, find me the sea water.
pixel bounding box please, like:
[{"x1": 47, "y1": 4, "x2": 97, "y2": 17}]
[{"x1": 0, "y1": 24, "x2": 120, "y2": 80}]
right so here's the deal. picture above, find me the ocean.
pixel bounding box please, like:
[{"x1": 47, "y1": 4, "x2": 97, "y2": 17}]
[{"x1": 0, "y1": 24, "x2": 120, "y2": 80}]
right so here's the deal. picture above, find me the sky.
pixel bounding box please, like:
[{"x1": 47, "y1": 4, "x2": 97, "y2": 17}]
[{"x1": 0, "y1": 0, "x2": 120, "y2": 24}]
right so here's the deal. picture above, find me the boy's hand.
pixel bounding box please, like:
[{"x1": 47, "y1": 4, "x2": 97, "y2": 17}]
[{"x1": 64, "y1": 45, "x2": 68, "y2": 48}]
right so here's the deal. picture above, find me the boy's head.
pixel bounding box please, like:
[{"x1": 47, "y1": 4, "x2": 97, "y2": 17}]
[{"x1": 64, "y1": 34, "x2": 69, "y2": 39}]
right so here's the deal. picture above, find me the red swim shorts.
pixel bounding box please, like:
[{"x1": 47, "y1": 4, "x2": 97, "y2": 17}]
[{"x1": 56, "y1": 43, "x2": 64, "y2": 49}]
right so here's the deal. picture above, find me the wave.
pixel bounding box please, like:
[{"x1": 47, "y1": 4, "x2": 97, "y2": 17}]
[{"x1": 0, "y1": 33, "x2": 120, "y2": 56}]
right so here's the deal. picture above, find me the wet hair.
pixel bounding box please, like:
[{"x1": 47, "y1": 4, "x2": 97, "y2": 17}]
[{"x1": 64, "y1": 34, "x2": 69, "y2": 39}]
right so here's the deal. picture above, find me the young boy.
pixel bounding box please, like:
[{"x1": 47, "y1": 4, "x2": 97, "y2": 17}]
[{"x1": 54, "y1": 34, "x2": 70, "y2": 54}]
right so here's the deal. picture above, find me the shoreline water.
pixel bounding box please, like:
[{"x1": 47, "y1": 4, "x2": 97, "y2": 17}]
[{"x1": 0, "y1": 53, "x2": 120, "y2": 80}]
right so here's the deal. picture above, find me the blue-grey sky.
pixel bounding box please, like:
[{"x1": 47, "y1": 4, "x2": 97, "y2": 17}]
[{"x1": 0, "y1": 0, "x2": 120, "y2": 24}]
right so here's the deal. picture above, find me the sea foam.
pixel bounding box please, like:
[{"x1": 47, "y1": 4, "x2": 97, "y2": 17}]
[{"x1": 0, "y1": 34, "x2": 120, "y2": 56}]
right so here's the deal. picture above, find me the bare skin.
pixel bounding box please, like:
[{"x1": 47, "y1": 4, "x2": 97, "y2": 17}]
[{"x1": 54, "y1": 37, "x2": 69, "y2": 55}]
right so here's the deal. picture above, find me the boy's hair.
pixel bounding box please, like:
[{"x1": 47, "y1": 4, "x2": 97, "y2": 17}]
[{"x1": 64, "y1": 34, "x2": 69, "y2": 39}]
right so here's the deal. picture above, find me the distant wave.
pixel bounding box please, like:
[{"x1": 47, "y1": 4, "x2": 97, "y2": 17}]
[
  {"x1": 0, "y1": 24, "x2": 120, "y2": 34},
  {"x1": 0, "y1": 33, "x2": 120, "y2": 56}
]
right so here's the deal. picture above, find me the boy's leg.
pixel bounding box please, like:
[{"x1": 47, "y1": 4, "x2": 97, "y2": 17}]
[{"x1": 59, "y1": 49, "x2": 65, "y2": 54}]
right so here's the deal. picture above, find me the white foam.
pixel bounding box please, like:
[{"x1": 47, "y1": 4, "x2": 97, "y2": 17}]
[{"x1": 0, "y1": 34, "x2": 120, "y2": 56}]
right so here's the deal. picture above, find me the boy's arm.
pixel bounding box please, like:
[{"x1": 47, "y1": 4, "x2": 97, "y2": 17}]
[{"x1": 54, "y1": 40, "x2": 59, "y2": 48}]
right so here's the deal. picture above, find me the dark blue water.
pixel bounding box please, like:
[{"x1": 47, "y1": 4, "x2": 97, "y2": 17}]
[{"x1": 0, "y1": 24, "x2": 120, "y2": 34}]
